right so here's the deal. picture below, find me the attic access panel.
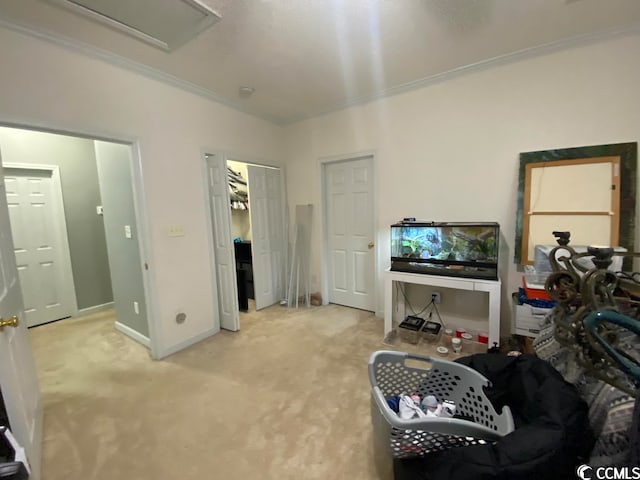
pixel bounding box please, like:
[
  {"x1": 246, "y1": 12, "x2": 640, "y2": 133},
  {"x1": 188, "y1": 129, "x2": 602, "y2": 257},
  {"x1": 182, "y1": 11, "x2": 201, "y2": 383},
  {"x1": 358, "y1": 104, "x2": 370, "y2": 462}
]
[{"x1": 45, "y1": 0, "x2": 221, "y2": 51}]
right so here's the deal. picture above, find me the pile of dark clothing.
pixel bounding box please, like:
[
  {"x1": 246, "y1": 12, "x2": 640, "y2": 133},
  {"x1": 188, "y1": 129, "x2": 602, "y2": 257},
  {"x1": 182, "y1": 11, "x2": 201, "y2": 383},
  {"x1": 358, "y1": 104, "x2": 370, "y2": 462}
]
[{"x1": 394, "y1": 354, "x2": 594, "y2": 480}]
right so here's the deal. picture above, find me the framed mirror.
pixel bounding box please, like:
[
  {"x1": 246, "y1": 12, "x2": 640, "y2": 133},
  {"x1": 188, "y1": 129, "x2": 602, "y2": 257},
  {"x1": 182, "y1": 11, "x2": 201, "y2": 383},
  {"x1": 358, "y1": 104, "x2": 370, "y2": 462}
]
[{"x1": 515, "y1": 142, "x2": 637, "y2": 266}]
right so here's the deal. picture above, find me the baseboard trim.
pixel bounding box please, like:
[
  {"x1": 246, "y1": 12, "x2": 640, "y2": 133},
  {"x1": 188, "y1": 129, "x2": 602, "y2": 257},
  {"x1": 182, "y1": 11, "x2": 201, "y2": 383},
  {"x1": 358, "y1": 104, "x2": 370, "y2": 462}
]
[
  {"x1": 78, "y1": 302, "x2": 114, "y2": 316},
  {"x1": 156, "y1": 327, "x2": 219, "y2": 359},
  {"x1": 115, "y1": 321, "x2": 151, "y2": 348}
]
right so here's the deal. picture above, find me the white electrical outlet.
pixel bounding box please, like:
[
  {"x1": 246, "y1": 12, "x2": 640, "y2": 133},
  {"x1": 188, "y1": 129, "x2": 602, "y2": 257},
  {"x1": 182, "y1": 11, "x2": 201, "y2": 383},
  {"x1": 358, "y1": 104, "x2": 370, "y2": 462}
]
[
  {"x1": 432, "y1": 292, "x2": 441, "y2": 304},
  {"x1": 133, "y1": 301, "x2": 139, "y2": 315},
  {"x1": 124, "y1": 225, "x2": 132, "y2": 238}
]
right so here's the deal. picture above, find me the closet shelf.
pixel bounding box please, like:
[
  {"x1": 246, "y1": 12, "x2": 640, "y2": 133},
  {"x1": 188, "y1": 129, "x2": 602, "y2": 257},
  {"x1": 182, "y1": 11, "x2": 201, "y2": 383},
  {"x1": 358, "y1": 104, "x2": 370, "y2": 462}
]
[{"x1": 228, "y1": 167, "x2": 248, "y2": 210}]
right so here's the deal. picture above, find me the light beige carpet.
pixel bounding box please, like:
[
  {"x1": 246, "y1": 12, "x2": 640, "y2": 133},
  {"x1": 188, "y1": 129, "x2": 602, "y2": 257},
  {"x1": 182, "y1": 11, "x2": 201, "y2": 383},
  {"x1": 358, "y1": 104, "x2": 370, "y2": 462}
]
[{"x1": 29, "y1": 303, "x2": 444, "y2": 480}]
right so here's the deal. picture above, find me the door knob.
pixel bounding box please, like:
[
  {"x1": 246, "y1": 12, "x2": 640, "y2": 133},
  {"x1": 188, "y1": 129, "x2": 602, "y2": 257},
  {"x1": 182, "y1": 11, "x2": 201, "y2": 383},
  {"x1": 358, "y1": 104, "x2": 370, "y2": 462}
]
[
  {"x1": 0, "y1": 316, "x2": 19, "y2": 329},
  {"x1": 368, "y1": 242, "x2": 375, "y2": 249}
]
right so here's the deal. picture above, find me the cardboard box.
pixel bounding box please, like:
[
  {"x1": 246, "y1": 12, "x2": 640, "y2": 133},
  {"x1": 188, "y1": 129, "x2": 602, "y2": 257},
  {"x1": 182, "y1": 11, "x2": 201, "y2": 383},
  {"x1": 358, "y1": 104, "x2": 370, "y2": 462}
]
[{"x1": 512, "y1": 300, "x2": 552, "y2": 338}]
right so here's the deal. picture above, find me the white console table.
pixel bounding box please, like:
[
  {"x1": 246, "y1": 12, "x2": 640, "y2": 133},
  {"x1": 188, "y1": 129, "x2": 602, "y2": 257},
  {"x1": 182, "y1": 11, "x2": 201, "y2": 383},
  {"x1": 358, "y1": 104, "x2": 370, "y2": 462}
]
[{"x1": 384, "y1": 268, "x2": 502, "y2": 347}]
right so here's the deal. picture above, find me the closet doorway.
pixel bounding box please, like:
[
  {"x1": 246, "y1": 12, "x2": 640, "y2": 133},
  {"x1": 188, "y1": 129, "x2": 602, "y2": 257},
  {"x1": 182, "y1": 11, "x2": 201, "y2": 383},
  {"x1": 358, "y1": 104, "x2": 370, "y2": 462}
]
[
  {"x1": 228, "y1": 159, "x2": 286, "y2": 313},
  {"x1": 206, "y1": 153, "x2": 286, "y2": 330},
  {"x1": 227, "y1": 161, "x2": 253, "y2": 311}
]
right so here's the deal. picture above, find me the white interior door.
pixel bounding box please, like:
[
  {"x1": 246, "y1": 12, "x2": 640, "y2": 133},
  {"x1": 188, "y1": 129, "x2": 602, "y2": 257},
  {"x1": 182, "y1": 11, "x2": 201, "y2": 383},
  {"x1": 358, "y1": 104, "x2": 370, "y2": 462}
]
[
  {"x1": 206, "y1": 153, "x2": 239, "y2": 331},
  {"x1": 325, "y1": 157, "x2": 375, "y2": 311},
  {"x1": 3, "y1": 165, "x2": 76, "y2": 327},
  {"x1": 0, "y1": 158, "x2": 43, "y2": 479},
  {"x1": 247, "y1": 165, "x2": 285, "y2": 310}
]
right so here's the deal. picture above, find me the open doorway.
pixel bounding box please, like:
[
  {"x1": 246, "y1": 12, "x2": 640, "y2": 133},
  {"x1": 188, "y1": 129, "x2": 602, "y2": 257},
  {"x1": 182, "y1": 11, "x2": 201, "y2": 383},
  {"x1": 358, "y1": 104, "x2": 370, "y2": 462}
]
[
  {"x1": 227, "y1": 160, "x2": 253, "y2": 312},
  {"x1": 0, "y1": 126, "x2": 150, "y2": 347},
  {"x1": 227, "y1": 159, "x2": 286, "y2": 314},
  {"x1": 205, "y1": 153, "x2": 287, "y2": 329}
]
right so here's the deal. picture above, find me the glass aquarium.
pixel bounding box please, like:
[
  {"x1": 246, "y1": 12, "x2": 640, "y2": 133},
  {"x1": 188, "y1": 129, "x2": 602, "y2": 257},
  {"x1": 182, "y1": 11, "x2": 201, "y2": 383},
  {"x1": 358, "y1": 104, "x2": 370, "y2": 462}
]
[{"x1": 390, "y1": 221, "x2": 500, "y2": 280}]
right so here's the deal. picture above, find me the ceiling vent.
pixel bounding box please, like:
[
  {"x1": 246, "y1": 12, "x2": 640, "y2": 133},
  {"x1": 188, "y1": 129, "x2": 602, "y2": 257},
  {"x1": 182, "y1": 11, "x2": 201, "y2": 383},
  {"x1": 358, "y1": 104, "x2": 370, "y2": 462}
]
[{"x1": 44, "y1": 0, "x2": 221, "y2": 51}]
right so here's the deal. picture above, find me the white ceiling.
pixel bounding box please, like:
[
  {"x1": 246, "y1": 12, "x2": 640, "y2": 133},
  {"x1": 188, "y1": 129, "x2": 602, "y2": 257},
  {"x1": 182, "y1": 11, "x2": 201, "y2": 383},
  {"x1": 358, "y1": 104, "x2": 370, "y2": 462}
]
[{"x1": 1, "y1": 0, "x2": 640, "y2": 124}]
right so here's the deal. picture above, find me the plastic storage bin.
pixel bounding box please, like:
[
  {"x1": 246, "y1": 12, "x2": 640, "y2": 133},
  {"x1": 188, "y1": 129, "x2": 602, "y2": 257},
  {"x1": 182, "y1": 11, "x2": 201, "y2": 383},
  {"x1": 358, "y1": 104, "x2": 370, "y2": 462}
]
[
  {"x1": 533, "y1": 244, "x2": 627, "y2": 273},
  {"x1": 368, "y1": 351, "x2": 514, "y2": 461},
  {"x1": 398, "y1": 316, "x2": 425, "y2": 344}
]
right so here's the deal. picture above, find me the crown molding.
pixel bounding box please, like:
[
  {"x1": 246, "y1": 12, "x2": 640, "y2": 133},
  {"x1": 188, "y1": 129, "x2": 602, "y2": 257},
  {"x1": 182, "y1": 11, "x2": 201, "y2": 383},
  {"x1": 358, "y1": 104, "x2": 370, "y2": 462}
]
[
  {"x1": 1, "y1": 16, "x2": 639, "y2": 126},
  {"x1": 286, "y1": 20, "x2": 640, "y2": 125},
  {"x1": 0, "y1": 16, "x2": 283, "y2": 125}
]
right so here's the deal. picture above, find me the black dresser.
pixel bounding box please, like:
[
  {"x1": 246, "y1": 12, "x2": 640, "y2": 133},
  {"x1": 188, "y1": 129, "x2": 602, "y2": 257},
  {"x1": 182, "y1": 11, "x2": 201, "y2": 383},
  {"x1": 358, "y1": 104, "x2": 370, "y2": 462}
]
[{"x1": 234, "y1": 242, "x2": 254, "y2": 311}]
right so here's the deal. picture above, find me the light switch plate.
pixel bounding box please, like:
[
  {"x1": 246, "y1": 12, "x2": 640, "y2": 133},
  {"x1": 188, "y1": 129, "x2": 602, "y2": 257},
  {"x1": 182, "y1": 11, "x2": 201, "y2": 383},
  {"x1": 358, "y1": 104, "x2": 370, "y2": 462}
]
[
  {"x1": 124, "y1": 225, "x2": 132, "y2": 238},
  {"x1": 168, "y1": 225, "x2": 185, "y2": 237}
]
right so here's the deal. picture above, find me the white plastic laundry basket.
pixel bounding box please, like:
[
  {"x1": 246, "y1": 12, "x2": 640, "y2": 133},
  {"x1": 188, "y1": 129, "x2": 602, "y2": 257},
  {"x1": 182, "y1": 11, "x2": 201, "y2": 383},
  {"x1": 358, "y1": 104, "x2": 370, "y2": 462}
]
[{"x1": 369, "y1": 350, "x2": 514, "y2": 459}]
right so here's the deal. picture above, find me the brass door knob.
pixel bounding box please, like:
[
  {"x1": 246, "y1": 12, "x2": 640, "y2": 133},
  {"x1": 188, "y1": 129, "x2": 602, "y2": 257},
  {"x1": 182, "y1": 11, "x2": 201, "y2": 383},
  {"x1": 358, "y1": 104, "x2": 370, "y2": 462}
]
[
  {"x1": 0, "y1": 316, "x2": 19, "y2": 329},
  {"x1": 368, "y1": 242, "x2": 375, "y2": 249}
]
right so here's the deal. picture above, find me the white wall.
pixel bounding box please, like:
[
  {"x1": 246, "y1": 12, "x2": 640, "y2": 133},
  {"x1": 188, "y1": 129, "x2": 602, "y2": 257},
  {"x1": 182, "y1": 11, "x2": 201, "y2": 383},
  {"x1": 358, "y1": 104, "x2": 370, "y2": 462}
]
[
  {"x1": 95, "y1": 141, "x2": 148, "y2": 339},
  {"x1": 0, "y1": 26, "x2": 284, "y2": 357},
  {"x1": 231, "y1": 210, "x2": 251, "y2": 241},
  {"x1": 283, "y1": 32, "x2": 640, "y2": 334}
]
